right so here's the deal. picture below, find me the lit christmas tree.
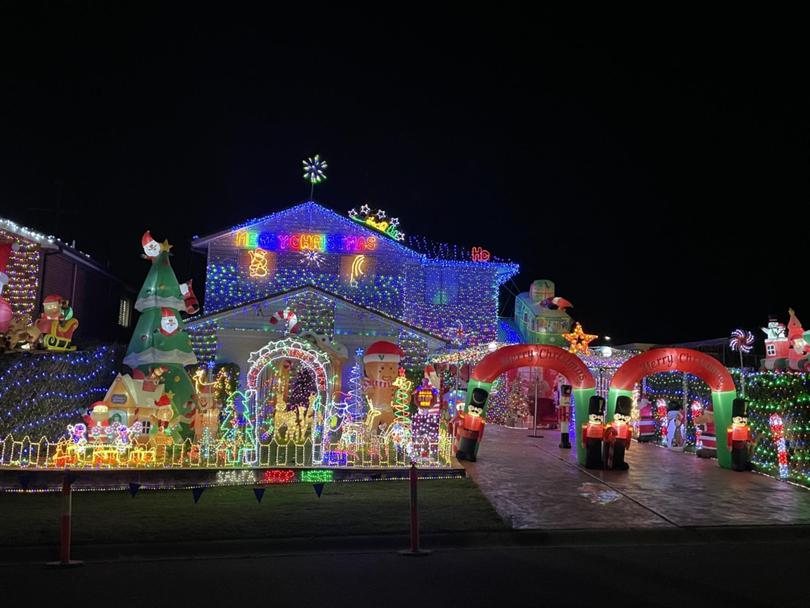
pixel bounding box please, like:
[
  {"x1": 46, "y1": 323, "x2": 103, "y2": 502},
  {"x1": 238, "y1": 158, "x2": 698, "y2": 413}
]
[
  {"x1": 219, "y1": 391, "x2": 256, "y2": 462},
  {"x1": 391, "y1": 368, "x2": 413, "y2": 422},
  {"x1": 346, "y1": 350, "x2": 365, "y2": 419},
  {"x1": 288, "y1": 367, "x2": 316, "y2": 410}
]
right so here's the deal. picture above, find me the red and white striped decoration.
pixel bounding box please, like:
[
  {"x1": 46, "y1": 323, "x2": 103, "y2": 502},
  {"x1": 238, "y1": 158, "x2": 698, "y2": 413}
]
[{"x1": 269, "y1": 308, "x2": 300, "y2": 334}]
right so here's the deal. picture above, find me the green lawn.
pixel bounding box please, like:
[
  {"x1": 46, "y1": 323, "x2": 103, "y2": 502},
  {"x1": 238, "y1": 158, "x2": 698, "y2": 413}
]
[{"x1": 0, "y1": 478, "x2": 506, "y2": 546}]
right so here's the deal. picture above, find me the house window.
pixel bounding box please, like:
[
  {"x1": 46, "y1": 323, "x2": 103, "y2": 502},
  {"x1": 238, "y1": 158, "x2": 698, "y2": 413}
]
[
  {"x1": 424, "y1": 267, "x2": 458, "y2": 305},
  {"x1": 766, "y1": 343, "x2": 776, "y2": 356},
  {"x1": 118, "y1": 298, "x2": 132, "y2": 327},
  {"x1": 140, "y1": 421, "x2": 152, "y2": 435}
]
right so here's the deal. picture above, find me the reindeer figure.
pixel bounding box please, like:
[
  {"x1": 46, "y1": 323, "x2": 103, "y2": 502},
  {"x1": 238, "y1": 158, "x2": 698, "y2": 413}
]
[{"x1": 272, "y1": 395, "x2": 299, "y2": 443}]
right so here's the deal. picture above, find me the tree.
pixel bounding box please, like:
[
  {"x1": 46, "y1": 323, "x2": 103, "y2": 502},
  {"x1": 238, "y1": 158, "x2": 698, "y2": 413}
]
[
  {"x1": 123, "y1": 238, "x2": 197, "y2": 441},
  {"x1": 219, "y1": 391, "x2": 256, "y2": 461},
  {"x1": 288, "y1": 366, "x2": 315, "y2": 410},
  {"x1": 345, "y1": 354, "x2": 365, "y2": 419}
]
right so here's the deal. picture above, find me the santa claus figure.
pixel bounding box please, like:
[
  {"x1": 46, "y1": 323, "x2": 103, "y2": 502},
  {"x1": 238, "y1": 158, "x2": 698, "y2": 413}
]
[
  {"x1": 727, "y1": 398, "x2": 751, "y2": 472},
  {"x1": 35, "y1": 294, "x2": 79, "y2": 350},
  {"x1": 159, "y1": 308, "x2": 179, "y2": 336},
  {"x1": 363, "y1": 341, "x2": 404, "y2": 425},
  {"x1": 603, "y1": 396, "x2": 632, "y2": 470},
  {"x1": 141, "y1": 230, "x2": 162, "y2": 260},
  {"x1": 787, "y1": 309, "x2": 810, "y2": 371},
  {"x1": 179, "y1": 280, "x2": 200, "y2": 315},
  {"x1": 581, "y1": 395, "x2": 605, "y2": 469}
]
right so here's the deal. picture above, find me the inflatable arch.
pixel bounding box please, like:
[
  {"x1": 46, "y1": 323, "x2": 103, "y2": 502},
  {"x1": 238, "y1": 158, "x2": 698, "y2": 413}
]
[
  {"x1": 465, "y1": 344, "x2": 596, "y2": 464},
  {"x1": 608, "y1": 348, "x2": 737, "y2": 469}
]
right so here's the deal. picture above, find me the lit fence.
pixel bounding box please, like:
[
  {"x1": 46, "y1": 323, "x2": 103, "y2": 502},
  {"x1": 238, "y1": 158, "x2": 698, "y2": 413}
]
[{"x1": 0, "y1": 433, "x2": 454, "y2": 470}]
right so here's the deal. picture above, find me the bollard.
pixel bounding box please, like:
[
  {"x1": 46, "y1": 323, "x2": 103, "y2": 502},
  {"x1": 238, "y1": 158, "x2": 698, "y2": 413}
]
[
  {"x1": 46, "y1": 474, "x2": 83, "y2": 567},
  {"x1": 399, "y1": 463, "x2": 431, "y2": 556}
]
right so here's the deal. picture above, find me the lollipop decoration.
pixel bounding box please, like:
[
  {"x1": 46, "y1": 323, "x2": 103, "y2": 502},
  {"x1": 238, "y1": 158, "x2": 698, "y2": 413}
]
[
  {"x1": 729, "y1": 328, "x2": 755, "y2": 396},
  {"x1": 303, "y1": 154, "x2": 328, "y2": 199}
]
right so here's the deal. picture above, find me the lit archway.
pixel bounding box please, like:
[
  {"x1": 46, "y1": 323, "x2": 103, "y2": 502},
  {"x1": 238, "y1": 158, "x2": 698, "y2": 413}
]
[
  {"x1": 608, "y1": 348, "x2": 737, "y2": 469},
  {"x1": 464, "y1": 344, "x2": 596, "y2": 464},
  {"x1": 246, "y1": 337, "x2": 332, "y2": 463}
]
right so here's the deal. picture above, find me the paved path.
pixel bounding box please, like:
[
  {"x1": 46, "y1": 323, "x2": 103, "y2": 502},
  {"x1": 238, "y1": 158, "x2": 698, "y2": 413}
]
[{"x1": 463, "y1": 425, "x2": 810, "y2": 529}]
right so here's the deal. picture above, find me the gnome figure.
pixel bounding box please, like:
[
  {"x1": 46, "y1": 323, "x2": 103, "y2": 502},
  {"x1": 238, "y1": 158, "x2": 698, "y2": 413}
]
[
  {"x1": 581, "y1": 395, "x2": 606, "y2": 469},
  {"x1": 362, "y1": 341, "x2": 404, "y2": 425},
  {"x1": 603, "y1": 396, "x2": 632, "y2": 471},
  {"x1": 727, "y1": 398, "x2": 751, "y2": 472}
]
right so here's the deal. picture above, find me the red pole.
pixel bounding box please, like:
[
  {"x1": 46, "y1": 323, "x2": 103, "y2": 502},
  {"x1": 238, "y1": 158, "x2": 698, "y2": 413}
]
[
  {"x1": 400, "y1": 463, "x2": 430, "y2": 556},
  {"x1": 47, "y1": 474, "x2": 82, "y2": 567}
]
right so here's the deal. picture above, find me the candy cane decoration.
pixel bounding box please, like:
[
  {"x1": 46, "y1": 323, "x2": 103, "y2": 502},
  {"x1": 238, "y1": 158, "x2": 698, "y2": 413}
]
[
  {"x1": 269, "y1": 308, "x2": 300, "y2": 334},
  {"x1": 768, "y1": 413, "x2": 789, "y2": 479}
]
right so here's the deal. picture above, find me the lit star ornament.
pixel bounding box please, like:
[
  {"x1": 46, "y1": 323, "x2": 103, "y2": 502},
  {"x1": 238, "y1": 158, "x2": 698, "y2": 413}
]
[{"x1": 563, "y1": 322, "x2": 598, "y2": 355}]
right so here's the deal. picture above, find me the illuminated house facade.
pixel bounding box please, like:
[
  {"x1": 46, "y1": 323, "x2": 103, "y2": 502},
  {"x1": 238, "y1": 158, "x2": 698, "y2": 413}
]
[{"x1": 186, "y1": 201, "x2": 518, "y2": 390}]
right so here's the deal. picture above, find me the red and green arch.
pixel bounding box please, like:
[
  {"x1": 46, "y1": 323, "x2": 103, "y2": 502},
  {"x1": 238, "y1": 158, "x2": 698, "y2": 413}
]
[
  {"x1": 608, "y1": 348, "x2": 737, "y2": 469},
  {"x1": 466, "y1": 344, "x2": 596, "y2": 464}
]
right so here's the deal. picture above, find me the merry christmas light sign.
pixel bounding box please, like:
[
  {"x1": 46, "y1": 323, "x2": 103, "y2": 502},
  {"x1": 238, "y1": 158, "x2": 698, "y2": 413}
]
[{"x1": 234, "y1": 229, "x2": 377, "y2": 254}]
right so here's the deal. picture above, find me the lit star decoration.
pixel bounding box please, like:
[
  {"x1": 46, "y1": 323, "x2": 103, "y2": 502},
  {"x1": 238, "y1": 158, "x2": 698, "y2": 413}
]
[
  {"x1": 302, "y1": 154, "x2": 328, "y2": 185},
  {"x1": 729, "y1": 329, "x2": 755, "y2": 353},
  {"x1": 563, "y1": 322, "x2": 598, "y2": 355},
  {"x1": 348, "y1": 205, "x2": 404, "y2": 241}
]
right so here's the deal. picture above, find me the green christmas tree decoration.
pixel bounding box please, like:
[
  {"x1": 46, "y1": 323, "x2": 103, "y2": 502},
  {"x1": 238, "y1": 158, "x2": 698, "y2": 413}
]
[{"x1": 124, "y1": 235, "x2": 197, "y2": 441}]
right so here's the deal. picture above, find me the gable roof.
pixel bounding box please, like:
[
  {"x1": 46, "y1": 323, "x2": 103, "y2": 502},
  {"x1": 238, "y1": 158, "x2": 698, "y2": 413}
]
[
  {"x1": 184, "y1": 283, "x2": 450, "y2": 346},
  {"x1": 190, "y1": 200, "x2": 519, "y2": 283}
]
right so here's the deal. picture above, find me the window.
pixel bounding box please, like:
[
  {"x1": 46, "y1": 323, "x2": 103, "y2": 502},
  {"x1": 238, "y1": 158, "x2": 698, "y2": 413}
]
[
  {"x1": 424, "y1": 267, "x2": 458, "y2": 305},
  {"x1": 766, "y1": 343, "x2": 776, "y2": 356},
  {"x1": 118, "y1": 298, "x2": 132, "y2": 327},
  {"x1": 140, "y1": 421, "x2": 152, "y2": 435}
]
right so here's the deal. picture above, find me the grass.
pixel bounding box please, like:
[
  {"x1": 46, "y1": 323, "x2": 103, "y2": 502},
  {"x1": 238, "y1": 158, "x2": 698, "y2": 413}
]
[{"x1": 0, "y1": 478, "x2": 506, "y2": 546}]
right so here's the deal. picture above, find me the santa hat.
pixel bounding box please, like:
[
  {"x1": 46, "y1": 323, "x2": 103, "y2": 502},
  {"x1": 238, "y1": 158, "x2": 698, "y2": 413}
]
[
  {"x1": 142, "y1": 231, "x2": 157, "y2": 249},
  {"x1": 364, "y1": 341, "x2": 403, "y2": 363},
  {"x1": 788, "y1": 308, "x2": 804, "y2": 340},
  {"x1": 162, "y1": 307, "x2": 175, "y2": 320}
]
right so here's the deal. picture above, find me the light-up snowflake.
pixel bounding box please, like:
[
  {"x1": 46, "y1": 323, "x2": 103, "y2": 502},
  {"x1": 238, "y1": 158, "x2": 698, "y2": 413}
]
[
  {"x1": 298, "y1": 250, "x2": 325, "y2": 268},
  {"x1": 302, "y1": 154, "x2": 328, "y2": 184}
]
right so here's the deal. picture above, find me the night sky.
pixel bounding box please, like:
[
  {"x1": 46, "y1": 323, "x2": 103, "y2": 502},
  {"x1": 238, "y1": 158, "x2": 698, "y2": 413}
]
[{"x1": 1, "y1": 6, "x2": 807, "y2": 344}]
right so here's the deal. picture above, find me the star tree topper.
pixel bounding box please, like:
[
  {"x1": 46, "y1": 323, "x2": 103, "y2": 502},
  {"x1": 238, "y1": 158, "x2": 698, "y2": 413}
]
[{"x1": 563, "y1": 322, "x2": 598, "y2": 355}]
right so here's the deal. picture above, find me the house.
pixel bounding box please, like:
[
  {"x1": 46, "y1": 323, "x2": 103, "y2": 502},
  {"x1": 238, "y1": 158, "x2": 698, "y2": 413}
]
[{"x1": 0, "y1": 217, "x2": 135, "y2": 343}]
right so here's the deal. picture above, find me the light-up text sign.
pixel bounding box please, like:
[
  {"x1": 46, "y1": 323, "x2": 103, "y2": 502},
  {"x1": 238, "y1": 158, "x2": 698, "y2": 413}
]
[{"x1": 234, "y1": 230, "x2": 377, "y2": 254}]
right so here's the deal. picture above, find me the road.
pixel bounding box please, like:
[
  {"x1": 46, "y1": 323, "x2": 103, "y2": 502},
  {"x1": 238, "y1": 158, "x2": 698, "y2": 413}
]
[{"x1": 1, "y1": 537, "x2": 805, "y2": 608}]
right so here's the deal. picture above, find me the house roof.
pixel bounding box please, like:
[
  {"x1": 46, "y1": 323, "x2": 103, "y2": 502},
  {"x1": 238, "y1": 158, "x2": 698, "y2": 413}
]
[
  {"x1": 190, "y1": 200, "x2": 519, "y2": 283},
  {"x1": 184, "y1": 283, "x2": 450, "y2": 346}
]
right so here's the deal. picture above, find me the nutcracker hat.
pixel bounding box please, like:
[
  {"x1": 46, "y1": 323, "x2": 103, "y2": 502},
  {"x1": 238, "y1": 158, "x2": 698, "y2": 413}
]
[
  {"x1": 364, "y1": 341, "x2": 403, "y2": 363},
  {"x1": 587, "y1": 395, "x2": 605, "y2": 416},
  {"x1": 615, "y1": 395, "x2": 632, "y2": 416},
  {"x1": 732, "y1": 398, "x2": 747, "y2": 418},
  {"x1": 787, "y1": 308, "x2": 804, "y2": 340}
]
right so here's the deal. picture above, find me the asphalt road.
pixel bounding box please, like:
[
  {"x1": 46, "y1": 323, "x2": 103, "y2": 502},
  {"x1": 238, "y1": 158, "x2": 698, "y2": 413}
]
[{"x1": 2, "y1": 537, "x2": 805, "y2": 608}]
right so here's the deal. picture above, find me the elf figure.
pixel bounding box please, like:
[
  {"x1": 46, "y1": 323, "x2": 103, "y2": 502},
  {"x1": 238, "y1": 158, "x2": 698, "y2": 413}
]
[
  {"x1": 603, "y1": 396, "x2": 632, "y2": 470},
  {"x1": 581, "y1": 395, "x2": 605, "y2": 469},
  {"x1": 727, "y1": 398, "x2": 751, "y2": 472}
]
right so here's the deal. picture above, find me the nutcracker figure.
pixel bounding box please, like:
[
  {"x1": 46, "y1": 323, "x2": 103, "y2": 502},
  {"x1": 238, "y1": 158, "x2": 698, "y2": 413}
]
[
  {"x1": 454, "y1": 388, "x2": 488, "y2": 462},
  {"x1": 558, "y1": 384, "x2": 572, "y2": 449},
  {"x1": 727, "y1": 398, "x2": 751, "y2": 472},
  {"x1": 603, "y1": 396, "x2": 632, "y2": 470},
  {"x1": 581, "y1": 395, "x2": 605, "y2": 469}
]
